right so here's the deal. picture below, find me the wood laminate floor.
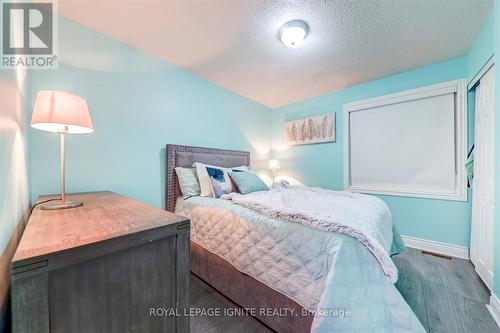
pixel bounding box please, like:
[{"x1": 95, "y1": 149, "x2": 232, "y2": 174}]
[{"x1": 190, "y1": 248, "x2": 499, "y2": 333}]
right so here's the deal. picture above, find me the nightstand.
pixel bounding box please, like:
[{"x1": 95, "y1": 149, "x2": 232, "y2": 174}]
[{"x1": 11, "y1": 191, "x2": 190, "y2": 333}]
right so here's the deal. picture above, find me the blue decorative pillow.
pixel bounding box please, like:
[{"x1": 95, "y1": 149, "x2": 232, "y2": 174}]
[
  {"x1": 206, "y1": 166, "x2": 236, "y2": 198},
  {"x1": 194, "y1": 163, "x2": 248, "y2": 197},
  {"x1": 229, "y1": 171, "x2": 269, "y2": 195}
]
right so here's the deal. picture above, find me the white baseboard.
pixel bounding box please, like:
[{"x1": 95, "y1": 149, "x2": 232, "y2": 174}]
[
  {"x1": 401, "y1": 235, "x2": 469, "y2": 260},
  {"x1": 487, "y1": 294, "x2": 500, "y2": 328}
]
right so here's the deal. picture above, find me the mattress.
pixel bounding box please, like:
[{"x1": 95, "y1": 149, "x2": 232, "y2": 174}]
[{"x1": 176, "y1": 196, "x2": 425, "y2": 332}]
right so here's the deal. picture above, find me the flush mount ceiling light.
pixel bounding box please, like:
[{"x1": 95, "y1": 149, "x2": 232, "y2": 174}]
[{"x1": 279, "y1": 20, "x2": 309, "y2": 48}]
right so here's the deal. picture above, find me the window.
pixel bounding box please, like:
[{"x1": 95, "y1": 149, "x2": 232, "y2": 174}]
[{"x1": 343, "y1": 79, "x2": 467, "y2": 201}]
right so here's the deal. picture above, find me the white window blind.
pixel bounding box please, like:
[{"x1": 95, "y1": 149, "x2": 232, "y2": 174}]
[{"x1": 343, "y1": 79, "x2": 467, "y2": 201}]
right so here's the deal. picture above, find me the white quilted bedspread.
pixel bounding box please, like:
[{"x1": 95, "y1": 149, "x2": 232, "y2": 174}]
[
  {"x1": 224, "y1": 186, "x2": 398, "y2": 283},
  {"x1": 177, "y1": 196, "x2": 334, "y2": 310},
  {"x1": 176, "y1": 195, "x2": 426, "y2": 332}
]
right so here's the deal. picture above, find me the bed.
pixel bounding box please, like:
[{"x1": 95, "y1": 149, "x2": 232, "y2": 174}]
[{"x1": 165, "y1": 144, "x2": 425, "y2": 333}]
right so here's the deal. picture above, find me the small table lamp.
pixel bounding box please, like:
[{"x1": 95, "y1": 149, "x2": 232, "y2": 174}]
[
  {"x1": 268, "y1": 159, "x2": 280, "y2": 183},
  {"x1": 31, "y1": 90, "x2": 94, "y2": 210}
]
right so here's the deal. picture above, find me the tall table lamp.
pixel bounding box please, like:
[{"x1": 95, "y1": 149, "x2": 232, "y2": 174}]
[
  {"x1": 31, "y1": 90, "x2": 94, "y2": 210},
  {"x1": 268, "y1": 159, "x2": 280, "y2": 183}
]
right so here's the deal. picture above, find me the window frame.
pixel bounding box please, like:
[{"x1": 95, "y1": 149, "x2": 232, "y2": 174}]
[{"x1": 343, "y1": 79, "x2": 467, "y2": 201}]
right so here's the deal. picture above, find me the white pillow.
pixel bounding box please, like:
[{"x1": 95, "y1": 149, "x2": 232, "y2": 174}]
[{"x1": 193, "y1": 162, "x2": 248, "y2": 197}]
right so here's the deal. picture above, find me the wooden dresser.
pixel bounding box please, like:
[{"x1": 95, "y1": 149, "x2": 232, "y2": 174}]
[{"x1": 11, "y1": 191, "x2": 190, "y2": 333}]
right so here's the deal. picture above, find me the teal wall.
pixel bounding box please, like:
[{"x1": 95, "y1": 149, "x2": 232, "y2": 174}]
[
  {"x1": 270, "y1": 12, "x2": 495, "y2": 248},
  {"x1": 467, "y1": 13, "x2": 494, "y2": 81},
  {"x1": 271, "y1": 57, "x2": 471, "y2": 246},
  {"x1": 29, "y1": 17, "x2": 271, "y2": 208}
]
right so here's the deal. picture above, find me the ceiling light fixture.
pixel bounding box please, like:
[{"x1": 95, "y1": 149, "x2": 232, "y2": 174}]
[{"x1": 279, "y1": 20, "x2": 309, "y2": 48}]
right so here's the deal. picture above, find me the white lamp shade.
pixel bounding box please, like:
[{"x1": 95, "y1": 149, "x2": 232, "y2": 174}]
[
  {"x1": 31, "y1": 90, "x2": 93, "y2": 134},
  {"x1": 268, "y1": 160, "x2": 280, "y2": 170}
]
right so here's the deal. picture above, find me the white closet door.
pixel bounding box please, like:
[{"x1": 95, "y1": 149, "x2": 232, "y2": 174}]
[{"x1": 470, "y1": 65, "x2": 495, "y2": 290}]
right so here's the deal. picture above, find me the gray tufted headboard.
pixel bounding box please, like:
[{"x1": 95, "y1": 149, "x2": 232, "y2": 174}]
[{"x1": 165, "y1": 144, "x2": 250, "y2": 212}]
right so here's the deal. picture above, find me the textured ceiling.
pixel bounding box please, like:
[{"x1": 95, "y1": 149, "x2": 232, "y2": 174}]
[{"x1": 56, "y1": 0, "x2": 492, "y2": 108}]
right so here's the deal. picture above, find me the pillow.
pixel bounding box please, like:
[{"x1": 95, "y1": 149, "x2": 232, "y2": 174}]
[
  {"x1": 175, "y1": 167, "x2": 200, "y2": 199},
  {"x1": 193, "y1": 162, "x2": 248, "y2": 197},
  {"x1": 206, "y1": 167, "x2": 234, "y2": 198},
  {"x1": 229, "y1": 171, "x2": 269, "y2": 195}
]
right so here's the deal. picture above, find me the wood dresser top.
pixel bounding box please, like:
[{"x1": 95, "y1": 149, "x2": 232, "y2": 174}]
[{"x1": 13, "y1": 191, "x2": 188, "y2": 264}]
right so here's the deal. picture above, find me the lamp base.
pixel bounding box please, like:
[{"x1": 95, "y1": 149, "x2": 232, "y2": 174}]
[{"x1": 41, "y1": 200, "x2": 83, "y2": 210}]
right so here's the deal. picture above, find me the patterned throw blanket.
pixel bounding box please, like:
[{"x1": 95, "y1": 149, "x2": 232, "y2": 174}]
[{"x1": 223, "y1": 186, "x2": 398, "y2": 283}]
